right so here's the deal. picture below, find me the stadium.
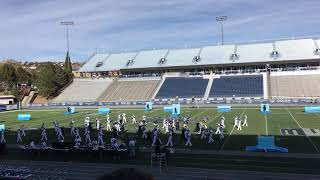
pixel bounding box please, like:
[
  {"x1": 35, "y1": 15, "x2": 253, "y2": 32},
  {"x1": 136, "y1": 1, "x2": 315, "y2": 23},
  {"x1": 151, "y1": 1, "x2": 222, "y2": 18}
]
[
  {"x1": 2, "y1": 36, "x2": 320, "y2": 179},
  {"x1": 1, "y1": 0, "x2": 320, "y2": 179}
]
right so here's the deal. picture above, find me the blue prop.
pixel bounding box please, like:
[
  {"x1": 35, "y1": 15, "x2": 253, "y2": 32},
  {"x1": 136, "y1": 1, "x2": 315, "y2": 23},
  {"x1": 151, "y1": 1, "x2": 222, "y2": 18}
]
[
  {"x1": 64, "y1": 106, "x2": 75, "y2": 115},
  {"x1": 217, "y1": 106, "x2": 231, "y2": 112},
  {"x1": 260, "y1": 104, "x2": 270, "y2": 114},
  {"x1": 98, "y1": 108, "x2": 110, "y2": 114},
  {"x1": 246, "y1": 136, "x2": 288, "y2": 153},
  {"x1": 18, "y1": 114, "x2": 31, "y2": 121},
  {"x1": 164, "y1": 106, "x2": 173, "y2": 113},
  {"x1": 164, "y1": 104, "x2": 180, "y2": 117},
  {"x1": 145, "y1": 102, "x2": 153, "y2": 112},
  {"x1": 172, "y1": 104, "x2": 181, "y2": 117},
  {"x1": 304, "y1": 106, "x2": 320, "y2": 113},
  {"x1": 0, "y1": 124, "x2": 5, "y2": 131}
]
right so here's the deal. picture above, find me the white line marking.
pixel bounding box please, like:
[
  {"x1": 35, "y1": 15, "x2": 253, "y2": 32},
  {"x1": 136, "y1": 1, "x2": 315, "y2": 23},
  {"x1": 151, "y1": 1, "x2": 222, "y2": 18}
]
[
  {"x1": 264, "y1": 114, "x2": 268, "y2": 136},
  {"x1": 285, "y1": 108, "x2": 319, "y2": 153}
]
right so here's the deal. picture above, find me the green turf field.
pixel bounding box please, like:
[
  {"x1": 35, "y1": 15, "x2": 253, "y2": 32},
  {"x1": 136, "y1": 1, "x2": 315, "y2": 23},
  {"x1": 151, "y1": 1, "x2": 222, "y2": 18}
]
[{"x1": 1, "y1": 107, "x2": 320, "y2": 153}]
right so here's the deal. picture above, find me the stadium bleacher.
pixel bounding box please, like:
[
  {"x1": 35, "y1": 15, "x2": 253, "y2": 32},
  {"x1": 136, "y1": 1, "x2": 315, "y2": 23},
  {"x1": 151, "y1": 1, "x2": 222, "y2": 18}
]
[
  {"x1": 155, "y1": 77, "x2": 209, "y2": 98},
  {"x1": 209, "y1": 75, "x2": 264, "y2": 98},
  {"x1": 270, "y1": 74, "x2": 320, "y2": 98},
  {"x1": 99, "y1": 79, "x2": 160, "y2": 101},
  {"x1": 50, "y1": 37, "x2": 320, "y2": 103},
  {"x1": 53, "y1": 79, "x2": 113, "y2": 102}
]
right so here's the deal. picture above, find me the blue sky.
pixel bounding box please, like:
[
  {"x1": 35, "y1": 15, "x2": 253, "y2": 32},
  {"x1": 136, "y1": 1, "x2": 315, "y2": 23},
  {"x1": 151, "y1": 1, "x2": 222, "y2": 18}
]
[{"x1": 0, "y1": 0, "x2": 319, "y2": 62}]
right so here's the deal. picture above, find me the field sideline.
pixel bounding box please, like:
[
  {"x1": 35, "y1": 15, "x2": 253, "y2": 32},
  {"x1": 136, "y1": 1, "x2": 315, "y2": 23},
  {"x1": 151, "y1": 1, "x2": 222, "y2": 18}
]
[{"x1": 1, "y1": 106, "x2": 320, "y2": 153}]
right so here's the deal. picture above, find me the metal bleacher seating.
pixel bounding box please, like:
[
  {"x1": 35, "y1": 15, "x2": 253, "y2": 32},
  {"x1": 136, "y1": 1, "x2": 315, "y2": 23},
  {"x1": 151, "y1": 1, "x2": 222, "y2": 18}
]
[
  {"x1": 99, "y1": 80, "x2": 160, "y2": 101},
  {"x1": 155, "y1": 77, "x2": 209, "y2": 98},
  {"x1": 209, "y1": 75, "x2": 264, "y2": 98},
  {"x1": 270, "y1": 74, "x2": 320, "y2": 98},
  {"x1": 53, "y1": 79, "x2": 113, "y2": 102}
]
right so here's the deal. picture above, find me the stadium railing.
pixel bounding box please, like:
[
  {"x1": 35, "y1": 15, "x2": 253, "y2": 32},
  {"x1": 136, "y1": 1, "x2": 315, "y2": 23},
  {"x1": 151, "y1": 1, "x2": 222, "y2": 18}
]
[{"x1": 27, "y1": 98, "x2": 320, "y2": 109}]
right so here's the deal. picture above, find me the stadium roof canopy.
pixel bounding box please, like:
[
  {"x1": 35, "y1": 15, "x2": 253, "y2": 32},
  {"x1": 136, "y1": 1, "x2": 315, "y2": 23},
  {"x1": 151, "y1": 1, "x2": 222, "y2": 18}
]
[{"x1": 79, "y1": 38, "x2": 320, "y2": 72}]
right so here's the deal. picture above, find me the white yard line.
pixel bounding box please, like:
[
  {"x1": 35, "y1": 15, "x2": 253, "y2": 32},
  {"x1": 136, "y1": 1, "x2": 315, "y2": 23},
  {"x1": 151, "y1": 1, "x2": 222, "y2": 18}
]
[
  {"x1": 220, "y1": 108, "x2": 247, "y2": 151},
  {"x1": 285, "y1": 108, "x2": 319, "y2": 153},
  {"x1": 313, "y1": 113, "x2": 320, "y2": 120},
  {"x1": 264, "y1": 114, "x2": 268, "y2": 136},
  {"x1": 207, "y1": 112, "x2": 224, "y2": 127}
]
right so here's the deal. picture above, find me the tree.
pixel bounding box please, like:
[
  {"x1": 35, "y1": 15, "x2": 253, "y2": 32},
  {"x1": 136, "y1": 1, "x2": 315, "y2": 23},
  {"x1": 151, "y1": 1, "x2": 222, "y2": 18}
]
[
  {"x1": 35, "y1": 63, "x2": 71, "y2": 97},
  {"x1": 16, "y1": 66, "x2": 32, "y2": 85},
  {"x1": 0, "y1": 63, "x2": 17, "y2": 90},
  {"x1": 64, "y1": 51, "x2": 72, "y2": 73}
]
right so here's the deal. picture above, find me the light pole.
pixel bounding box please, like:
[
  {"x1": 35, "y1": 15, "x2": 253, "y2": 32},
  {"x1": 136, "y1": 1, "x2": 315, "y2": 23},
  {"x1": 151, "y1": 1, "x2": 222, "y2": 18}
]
[
  {"x1": 60, "y1": 21, "x2": 74, "y2": 52},
  {"x1": 216, "y1": 16, "x2": 227, "y2": 45}
]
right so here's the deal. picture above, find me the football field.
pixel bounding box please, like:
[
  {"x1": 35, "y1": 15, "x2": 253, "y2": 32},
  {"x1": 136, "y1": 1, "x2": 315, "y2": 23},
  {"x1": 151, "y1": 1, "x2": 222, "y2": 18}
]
[{"x1": 1, "y1": 106, "x2": 320, "y2": 153}]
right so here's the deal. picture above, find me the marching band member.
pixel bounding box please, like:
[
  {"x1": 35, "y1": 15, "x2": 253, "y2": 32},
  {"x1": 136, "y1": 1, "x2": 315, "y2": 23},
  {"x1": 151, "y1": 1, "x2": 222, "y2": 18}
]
[
  {"x1": 208, "y1": 128, "x2": 214, "y2": 144},
  {"x1": 85, "y1": 129, "x2": 91, "y2": 145},
  {"x1": 166, "y1": 131, "x2": 173, "y2": 147},
  {"x1": 122, "y1": 113, "x2": 127, "y2": 124},
  {"x1": 172, "y1": 118, "x2": 176, "y2": 129},
  {"x1": 53, "y1": 120, "x2": 58, "y2": 133},
  {"x1": 165, "y1": 121, "x2": 169, "y2": 133},
  {"x1": 201, "y1": 128, "x2": 207, "y2": 140},
  {"x1": 162, "y1": 118, "x2": 166, "y2": 128},
  {"x1": 118, "y1": 114, "x2": 121, "y2": 124},
  {"x1": 142, "y1": 115, "x2": 147, "y2": 124},
  {"x1": 237, "y1": 117, "x2": 242, "y2": 131},
  {"x1": 16, "y1": 128, "x2": 22, "y2": 143},
  {"x1": 220, "y1": 126, "x2": 225, "y2": 140},
  {"x1": 84, "y1": 116, "x2": 90, "y2": 127},
  {"x1": 21, "y1": 124, "x2": 26, "y2": 137},
  {"x1": 74, "y1": 134, "x2": 82, "y2": 148},
  {"x1": 97, "y1": 127, "x2": 104, "y2": 146},
  {"x1": 70, "y1": 119, "x2": 75, "y2": 136},
  {"x1": 234, "y1": 116, "x2": 238, "y2": 128},
  {"x1": 185, "y1": 130, "x2": 192, "y2": 146},
  {"x1": 0, "y1": 130, "x2": 5, "y2": 144},
  {"x1": 115, "y1": 123, "x2": 121, "y2": 132},
  {"x1": 132, "y1": 115, "x2": 136, "y2": 124},
  {"x1": 106, "y1": 115, "x2": 112, "y2": 131},
  {"x1": 151, "y1": 129, "x2": 158, "y2": 146},
  {"x1": 96, "y1": 118, "x2": 101, "y2": 130},
  {"x1": 221, "y1": 116, "x2": 225, "y2": 128},
  {"x1": 142, "y1": 126, "x2": 148, "y2": 139},
  {"x1": 75, "y1": 128, "x2": 80, "y2": 137},
  {"x1": 242, "y1": 114, "x2": 248, "y2": 127},
  {"x1": 215, "y1": 123, "x2": 221, "y2": 134},
  {"x1": 41, "y1": 128, "x2": 48, "y2": 142},
  {"x1": 57, "y1": 127, "x2": 64, "y2": 142}
]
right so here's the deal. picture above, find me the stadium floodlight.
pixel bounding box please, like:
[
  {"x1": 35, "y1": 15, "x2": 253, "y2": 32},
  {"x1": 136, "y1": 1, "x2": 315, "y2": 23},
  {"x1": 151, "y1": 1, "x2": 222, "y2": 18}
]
[
  {"x1": 126, "y1": 59, "x2": 134, "y2": 66},
  {"x1": 230, "y1": 53, "x2": 238, "y2": 61},
  {"x1": 60, "y1": 21, "x2": 74, "y2": 53},
  {"x1": 159, "y1": 58, "x2": 166, "y2": 65},
  {"x1": 271, "y1": 51, "x2": 279, "y2": 58},
  {"x1": 216, "y1": 16, "x2": 227, "y2": 45},
  {"x1": 193, "y1": 56, "x2": 201, "y2": 63}
]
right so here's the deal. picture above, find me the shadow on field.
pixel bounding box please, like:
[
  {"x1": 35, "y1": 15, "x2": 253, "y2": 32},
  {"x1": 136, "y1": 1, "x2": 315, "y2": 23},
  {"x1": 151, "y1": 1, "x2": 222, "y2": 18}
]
[
  {"x1": 2, "y1": 126, "x2": 320, "y2": 154},
  {"x1": 2, "y1": 128, "x2": 320, "y2": 176}
]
